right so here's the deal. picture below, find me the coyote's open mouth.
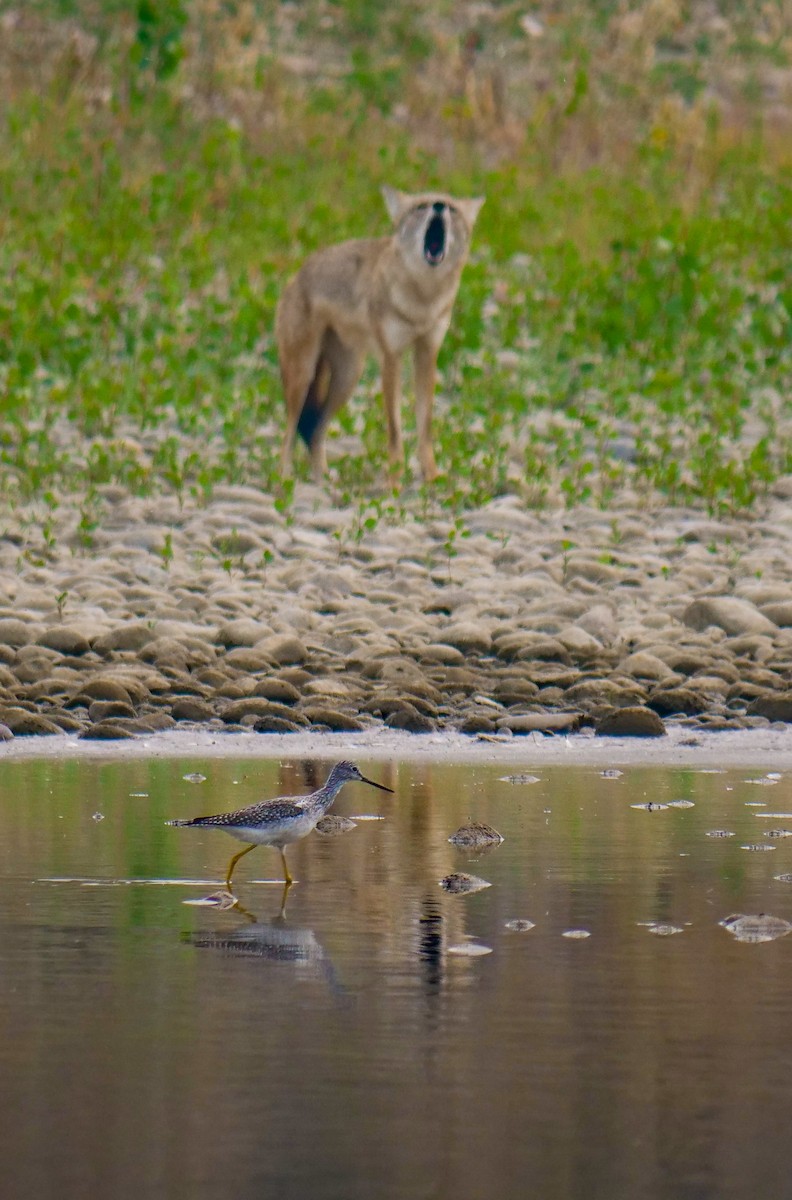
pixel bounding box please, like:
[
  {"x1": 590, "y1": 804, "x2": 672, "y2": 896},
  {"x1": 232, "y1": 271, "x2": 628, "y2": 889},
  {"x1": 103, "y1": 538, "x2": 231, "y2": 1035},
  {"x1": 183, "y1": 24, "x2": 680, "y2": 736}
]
[{"x1": 424, "y1": 213, "x2": 446, "y2": 265}]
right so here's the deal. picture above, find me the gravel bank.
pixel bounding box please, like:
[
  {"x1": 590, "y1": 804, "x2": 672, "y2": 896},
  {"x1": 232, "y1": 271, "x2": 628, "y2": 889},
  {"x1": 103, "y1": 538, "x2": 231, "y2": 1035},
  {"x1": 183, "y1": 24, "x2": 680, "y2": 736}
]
[{"x1": 3, "y1": 478, "x2": 792, "y2": 748}]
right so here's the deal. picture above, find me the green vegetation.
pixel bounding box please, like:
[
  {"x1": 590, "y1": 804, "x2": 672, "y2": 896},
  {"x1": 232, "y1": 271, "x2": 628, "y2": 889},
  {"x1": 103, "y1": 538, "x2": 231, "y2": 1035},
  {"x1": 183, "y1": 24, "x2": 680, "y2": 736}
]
[{"x1": 0, "y1": 1, "x2": 791, "y2": 515}]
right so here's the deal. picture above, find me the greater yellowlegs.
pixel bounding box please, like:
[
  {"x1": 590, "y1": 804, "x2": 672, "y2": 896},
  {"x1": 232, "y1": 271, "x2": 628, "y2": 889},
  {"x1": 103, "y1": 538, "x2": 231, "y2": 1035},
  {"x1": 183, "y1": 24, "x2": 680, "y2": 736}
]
[{"x1": 166, "y1": 760, "x2": 393, "y2": 892}]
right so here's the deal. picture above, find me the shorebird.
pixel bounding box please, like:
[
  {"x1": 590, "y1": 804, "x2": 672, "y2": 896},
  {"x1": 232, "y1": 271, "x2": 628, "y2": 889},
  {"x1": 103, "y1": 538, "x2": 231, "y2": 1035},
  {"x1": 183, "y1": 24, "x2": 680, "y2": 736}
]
[{"x1": 166, "y1": 760, "x2": 393, "y2": 892}]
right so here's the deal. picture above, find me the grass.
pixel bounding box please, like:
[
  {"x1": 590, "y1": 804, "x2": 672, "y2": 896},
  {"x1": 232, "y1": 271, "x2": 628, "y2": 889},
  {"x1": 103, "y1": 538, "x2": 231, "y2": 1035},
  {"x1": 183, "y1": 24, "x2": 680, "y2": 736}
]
[{"x1": 0, "y1": 1, "x2": 791, "y2": 520}]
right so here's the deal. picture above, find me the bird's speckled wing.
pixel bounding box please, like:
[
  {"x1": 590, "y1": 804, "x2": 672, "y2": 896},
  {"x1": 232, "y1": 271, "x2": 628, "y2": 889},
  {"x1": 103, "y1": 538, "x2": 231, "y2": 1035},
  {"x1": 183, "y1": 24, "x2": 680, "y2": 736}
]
[{"x1": 172, "y1": 798, "x2": 306, "y2": 828}]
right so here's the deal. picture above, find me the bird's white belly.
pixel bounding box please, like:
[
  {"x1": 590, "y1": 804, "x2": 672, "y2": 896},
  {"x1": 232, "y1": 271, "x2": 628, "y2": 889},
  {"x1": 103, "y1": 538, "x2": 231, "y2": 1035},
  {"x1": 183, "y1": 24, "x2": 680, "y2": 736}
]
[{"x1": 227, "y1": 814, "x2": 317, "y2": 848}]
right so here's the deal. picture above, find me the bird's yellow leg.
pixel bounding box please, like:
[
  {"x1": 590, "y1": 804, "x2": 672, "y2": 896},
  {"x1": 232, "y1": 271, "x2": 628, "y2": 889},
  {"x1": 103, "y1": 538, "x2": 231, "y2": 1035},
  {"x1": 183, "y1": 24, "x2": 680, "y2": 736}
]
[
  {"x1": 277, "y1": 878, "x2": 292, "y2": 919},
  {"x1": 224, "y1": 843, "x2": 256, "y2": 892},
  {"x1": 279, "y1": 847, "x2": 293, "y2": 886}
]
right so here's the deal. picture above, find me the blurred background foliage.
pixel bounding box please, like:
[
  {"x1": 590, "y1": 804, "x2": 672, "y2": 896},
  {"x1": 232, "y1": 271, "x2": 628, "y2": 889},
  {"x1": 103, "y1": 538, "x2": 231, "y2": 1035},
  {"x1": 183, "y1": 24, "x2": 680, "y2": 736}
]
[{"x1": 0, "y1": 0, "x2": 791, "y2": 512}]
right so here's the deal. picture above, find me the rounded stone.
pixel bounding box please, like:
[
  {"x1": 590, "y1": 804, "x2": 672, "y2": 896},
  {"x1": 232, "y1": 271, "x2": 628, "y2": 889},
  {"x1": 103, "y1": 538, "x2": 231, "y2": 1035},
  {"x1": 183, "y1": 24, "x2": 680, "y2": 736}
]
[
  {"x1": 223, "y1": 648, "x2": 275, "y2": 673},
  {"x1": 139, "y1": 638, "x2": 193, "y2": 670},
  {"x1": 595, "y1": 706, "x2": 666, "y2": 737},
  {"x1": 647, "y1": 688, "x2": 709, "y2": 716},
  {"x1": 440, "y1": 622, "x2": 493, "y2": 655},
  {"x1": 66, "y1": 680, "x2": 137, "y2": 708},
  {"x1": 619, "y1": 651, "x2": 678, "y2": 682},
  {"x1": 683, "y1": 597, "x2": 777, "y2": 637},
  {"x1": 251, "y1": 678, "x2": 301, "y2": 705},
  {"x1": 385, "y1": 709, "x2": 435, "y2": 733},
  {"x1": 171, "y1": 698, "x2": 216, "y2": 722},
  {"x1": 300, "y1": 706, "x2": 365, "y2": 732},
  {"x1": 194, "y1": 668, "x2": 232, "y2": 689},
  {"x1": 14, "y1": 659, "x2": 59, "y2": 685},
  {"x1": 79, "y1": 722, "x2": 138, "y2": 740},
  {"x1": 222, "y1": 697, "x2": 307, "y2": 724},
  {"x1": 556, "y1": 626, "x2": 604, "y2": 656},
  {"x1": 1, "y1": 709, "x2": 65, "y2": 735},
  {"x1": 119, "y1": 713, "x2": 177, "y2": 732},
  {"x1": 215, "y1": 619, "x2": 273, "y2": 649},
  {"x1": 427, "y1": 667, "x2": 480, "y2": 694},
  {"x1": 419, "y1": 643, "x2": 466, "y2": 666},
  {"x1": 251, "y1": 715, "x2": 304, "y2": 733},
  {"x1": 48, "y1": 712, "x2": 87, "y2": 733},
  {"x1": 496, "y1": 711, "x2": 582, "y2": 734},
  {"x1": 492, "y1": 680, "x2": 540, "y2": 705},
  {"x1": 255, "y1": 635, "x2": 308, "y2": 665},
  {"x1": 758, "y1": 601, "x2": 792, "y2": 627},
  {"x1": 88, "y1": 700, "x2": 136, "y2": 723},
  {"x1": 0, "y1": 619, "x2": 35, "y2": 648},
  {"x1": 747, "y1": 693, "x2": 792, "y2": 723},
  {"x1": 458, "y1": 715, "x2": 497, "y2": 735},
  {"x1": 92, "y1": 624, "x2": 157, "y2": 654},
  {"x1": 38, "y1": 627, "x2": 93, "y2": 655}
]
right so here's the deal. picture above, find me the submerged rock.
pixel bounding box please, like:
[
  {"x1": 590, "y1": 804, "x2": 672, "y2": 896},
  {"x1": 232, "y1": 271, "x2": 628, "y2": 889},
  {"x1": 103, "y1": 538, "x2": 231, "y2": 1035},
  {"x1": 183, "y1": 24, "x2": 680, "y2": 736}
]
[
  {"x1": 315, "y1": 815, "x2": 357, "y2": 836},
  {"x1": 439, "y1": 872, "x2": 491, "y2": 895},
  {"x1": 448, "y1": 821, "x2": 504, "y2": 847},
  {"x1": 720, "y1": 913, "x2": 792, "y2": 943}
]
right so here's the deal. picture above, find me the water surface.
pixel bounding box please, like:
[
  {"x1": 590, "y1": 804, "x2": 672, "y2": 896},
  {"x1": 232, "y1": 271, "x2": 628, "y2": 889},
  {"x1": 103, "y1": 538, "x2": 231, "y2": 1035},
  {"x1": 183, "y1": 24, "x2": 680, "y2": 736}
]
[{"x1": 2, "y1": 757, "x2": 792, "y2": 1200}]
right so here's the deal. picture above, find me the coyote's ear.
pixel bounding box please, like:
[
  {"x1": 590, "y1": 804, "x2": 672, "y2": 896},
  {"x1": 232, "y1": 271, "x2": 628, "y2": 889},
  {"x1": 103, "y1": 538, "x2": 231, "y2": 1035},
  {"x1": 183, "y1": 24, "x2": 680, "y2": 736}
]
[
  {"x1": 382, "y1": 186, "x2": 410, "y2": 224},
  {"x1": 458, "y1": 196, "x2": 485, "y2": 228}
]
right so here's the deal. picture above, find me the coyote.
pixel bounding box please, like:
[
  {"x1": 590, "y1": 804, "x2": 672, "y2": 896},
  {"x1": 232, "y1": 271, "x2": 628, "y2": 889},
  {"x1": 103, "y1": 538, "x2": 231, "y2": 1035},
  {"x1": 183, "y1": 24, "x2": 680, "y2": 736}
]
[{"x1": 277, "y1": 187, "x2": 484, "y2": 484}]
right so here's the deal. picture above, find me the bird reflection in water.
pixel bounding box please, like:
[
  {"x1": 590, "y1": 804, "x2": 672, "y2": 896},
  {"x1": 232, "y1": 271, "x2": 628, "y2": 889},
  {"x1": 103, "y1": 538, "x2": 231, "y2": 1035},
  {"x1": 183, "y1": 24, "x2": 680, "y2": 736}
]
[{"x1": 185, "y1": 882, "x2": 345, "y2": 995}]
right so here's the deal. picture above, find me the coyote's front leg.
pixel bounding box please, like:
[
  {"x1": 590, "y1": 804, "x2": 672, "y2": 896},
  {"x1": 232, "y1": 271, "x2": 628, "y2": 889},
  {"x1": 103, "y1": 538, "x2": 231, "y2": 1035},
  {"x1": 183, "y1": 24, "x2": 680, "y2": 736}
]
[
  {"x1": 381, "y1": 351, "x2": 404, "y2": 483},
  {"x1": 413, "y1": 334, "x2": 441, "y2": 483}
]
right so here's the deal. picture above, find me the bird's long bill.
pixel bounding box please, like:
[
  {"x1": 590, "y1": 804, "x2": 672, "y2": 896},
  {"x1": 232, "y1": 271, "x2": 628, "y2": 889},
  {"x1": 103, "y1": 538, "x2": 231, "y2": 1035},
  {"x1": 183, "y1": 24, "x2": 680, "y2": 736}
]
[{"x1": 360, "y1": 775, "x2": 395, "y2": 794}]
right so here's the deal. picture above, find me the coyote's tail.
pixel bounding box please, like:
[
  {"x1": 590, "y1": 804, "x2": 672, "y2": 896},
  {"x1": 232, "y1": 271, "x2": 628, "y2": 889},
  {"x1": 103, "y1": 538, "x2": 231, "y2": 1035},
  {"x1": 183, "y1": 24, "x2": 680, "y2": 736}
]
[{"x1": 296, "y1": 368, "x2": 325, "y2": 447}]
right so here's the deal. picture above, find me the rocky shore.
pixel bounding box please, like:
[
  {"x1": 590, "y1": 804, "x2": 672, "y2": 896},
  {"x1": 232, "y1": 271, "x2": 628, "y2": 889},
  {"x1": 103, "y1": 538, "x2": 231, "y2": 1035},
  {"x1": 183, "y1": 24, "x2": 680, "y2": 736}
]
[{"x1": 3, "y1": 479, "x2": 792, "y2": 746}]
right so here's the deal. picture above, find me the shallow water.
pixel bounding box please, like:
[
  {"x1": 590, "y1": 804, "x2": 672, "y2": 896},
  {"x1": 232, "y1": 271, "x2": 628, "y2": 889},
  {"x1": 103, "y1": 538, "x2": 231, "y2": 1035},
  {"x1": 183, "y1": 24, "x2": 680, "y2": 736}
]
[{"x1": 3, "y1": 757, "x2": 792, "y2": 1200}]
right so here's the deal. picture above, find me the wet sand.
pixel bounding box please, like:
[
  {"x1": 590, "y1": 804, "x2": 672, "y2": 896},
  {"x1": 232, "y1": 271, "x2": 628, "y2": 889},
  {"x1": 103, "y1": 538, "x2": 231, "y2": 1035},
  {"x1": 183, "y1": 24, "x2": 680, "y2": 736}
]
[{"x1": 3, "y1": 725, "x2": 792, "y2": 769}]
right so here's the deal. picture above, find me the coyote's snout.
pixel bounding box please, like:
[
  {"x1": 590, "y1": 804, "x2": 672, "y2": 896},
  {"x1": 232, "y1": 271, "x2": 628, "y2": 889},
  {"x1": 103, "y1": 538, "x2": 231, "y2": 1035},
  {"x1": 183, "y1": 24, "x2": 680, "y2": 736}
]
[{"x1": 277, "y1": 186, "x2": 483, "y2": 484}]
